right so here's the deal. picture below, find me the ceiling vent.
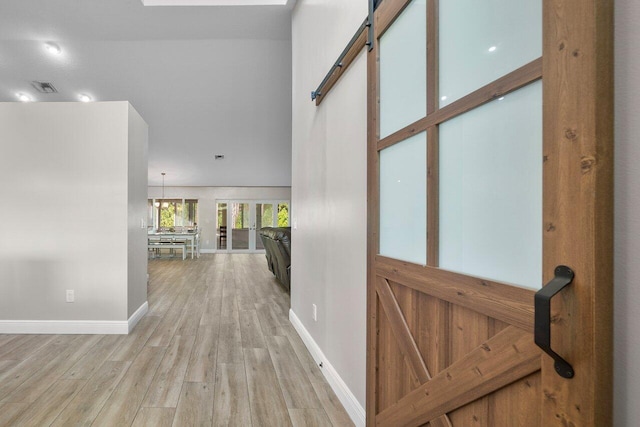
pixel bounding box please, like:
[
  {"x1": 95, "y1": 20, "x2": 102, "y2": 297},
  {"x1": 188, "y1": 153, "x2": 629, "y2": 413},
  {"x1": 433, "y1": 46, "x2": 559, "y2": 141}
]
[
  {"x1": 214, "y1": 154, "x2": 225, "y2": 160},
  {"x1": 31, "y1": 81, "x2": 58, "y2": 94}
]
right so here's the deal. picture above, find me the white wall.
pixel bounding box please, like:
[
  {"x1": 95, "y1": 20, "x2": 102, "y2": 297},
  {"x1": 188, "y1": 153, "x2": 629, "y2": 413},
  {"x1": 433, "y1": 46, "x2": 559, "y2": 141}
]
[
  {"x1": 147, "y1": 186, "x2": 291, "y2": 251},
  {"x1": 0, "y1": 101, "x2": 147, "y2": 330},
  {"x1": 128, "y1": 105, "x2": 150, "y2": 317},
  {"x1": 291, "y1": 0, "x2": 368, "y2": 420},
  {"x1": 614, "y1": 0, "x2": 640, "y2": 424}
]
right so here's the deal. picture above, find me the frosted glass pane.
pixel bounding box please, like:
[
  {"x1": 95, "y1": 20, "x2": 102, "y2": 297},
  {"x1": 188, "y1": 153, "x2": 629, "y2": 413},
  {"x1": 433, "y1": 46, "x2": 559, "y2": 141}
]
[
  {"x1": 439, "y1": 0, "x2": 541, "y2": 107},
  {"x1": 379, "y1": 0, "x2": 427, "y2": 138},
  {"x1": 380, "y1": 132, "x2": 427, "y2": 265},
  {"x1": 439, "y1": 81, "x2": 542, "y2": 289}
]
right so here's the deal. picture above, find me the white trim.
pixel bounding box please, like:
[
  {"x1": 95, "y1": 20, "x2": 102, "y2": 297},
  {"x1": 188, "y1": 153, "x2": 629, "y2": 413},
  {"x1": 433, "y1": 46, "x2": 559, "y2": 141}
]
[
  {"x1": 199, "y1": 249, "x2": 217, "y2": 254},
  {"x1": 0, "y1": 301, "x2": 148, "y2": 335},
  {"x1": 289, "y1": 309, "x2": 366, "y2": 427},
  {"x1": 128, "y1": 301, "x2": 149, "y2": 333}
]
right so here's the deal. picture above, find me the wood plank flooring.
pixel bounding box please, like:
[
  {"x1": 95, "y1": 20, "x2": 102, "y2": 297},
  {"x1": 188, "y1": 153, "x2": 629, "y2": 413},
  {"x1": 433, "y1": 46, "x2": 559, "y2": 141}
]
[{"x1": 0, "y1": 254, "x2": 354, "y2": 427}]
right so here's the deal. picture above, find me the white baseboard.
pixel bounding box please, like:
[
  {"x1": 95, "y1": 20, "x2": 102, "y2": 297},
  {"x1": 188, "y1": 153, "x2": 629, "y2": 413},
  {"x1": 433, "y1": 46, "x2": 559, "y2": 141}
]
[
  {"x1": 199, "y1": 249, "x2": 216, "y2": 254},
  {"x1": 289, "y1": 309, "x2": 366, "y2": 427},
  {"x1": 128, "y1": 301, "x2": 148, "y2": 333},
  {"x1": 0, "y1": 301, "x2": 148, "y2": 335}
]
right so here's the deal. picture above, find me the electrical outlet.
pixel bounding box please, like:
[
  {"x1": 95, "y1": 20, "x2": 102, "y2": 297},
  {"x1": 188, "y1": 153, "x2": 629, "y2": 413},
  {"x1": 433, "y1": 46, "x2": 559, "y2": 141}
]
[
  {"x1": 140, "y1": 218, "x2": 145, "y2": 229},
  {"x1": 312, "y1": 303, "x2": 317, "y2": 321},
  {"x1": 66, "y1": 289, "x2": 75, "y2": 303}
]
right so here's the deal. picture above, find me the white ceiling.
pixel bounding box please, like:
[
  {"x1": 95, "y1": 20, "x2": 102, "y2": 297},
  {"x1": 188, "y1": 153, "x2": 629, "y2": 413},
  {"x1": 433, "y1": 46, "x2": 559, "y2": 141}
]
[{"x1": 0, "y1": 0, "x2": 293, "y2": 187}]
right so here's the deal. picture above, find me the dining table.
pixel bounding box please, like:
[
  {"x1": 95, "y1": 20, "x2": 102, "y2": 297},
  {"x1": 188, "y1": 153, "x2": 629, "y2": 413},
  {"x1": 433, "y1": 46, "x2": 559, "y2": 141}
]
[{"x1": 147, "y1": 231, "x2": 200, "y2": 259}]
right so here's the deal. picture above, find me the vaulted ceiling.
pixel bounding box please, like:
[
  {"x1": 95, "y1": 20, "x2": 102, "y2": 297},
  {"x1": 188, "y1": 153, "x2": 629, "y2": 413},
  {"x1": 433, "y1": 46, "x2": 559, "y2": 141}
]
[{"x1": 0, "y1": 0, "x2": 293, "y2": 186}]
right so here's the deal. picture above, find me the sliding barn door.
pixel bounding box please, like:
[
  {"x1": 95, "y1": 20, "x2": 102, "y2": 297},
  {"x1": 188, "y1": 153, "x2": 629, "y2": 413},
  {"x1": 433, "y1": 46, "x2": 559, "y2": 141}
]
[{"x1": 366, "y1": 0, "x2": 613, "y2": 426}]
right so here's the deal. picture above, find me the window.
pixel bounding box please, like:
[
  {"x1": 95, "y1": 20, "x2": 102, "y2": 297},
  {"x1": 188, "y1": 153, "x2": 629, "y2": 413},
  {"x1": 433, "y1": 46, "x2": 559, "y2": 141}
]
[{"x1": 148, "y1": 198, "x2": 198, "y2": 231}]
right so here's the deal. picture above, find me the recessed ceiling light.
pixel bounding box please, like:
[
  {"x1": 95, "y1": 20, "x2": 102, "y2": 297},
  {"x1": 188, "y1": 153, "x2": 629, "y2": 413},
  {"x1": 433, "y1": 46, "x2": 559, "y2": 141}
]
[
  {"x1": 79, "y1": 94, "x2": 92, "y2": 102},
  {"x1": 488, "y1": 46, "x2": 497, "y2": 52},
  {"x1": 440, "y1": 95, "x2": 447, "y2": 101},
  {"x1": 44, "y1": 42, "x2": 62, "y2": 55},
  {"x1": 16, "y1": 93, "x2": 32, "y2": 102},
  {"x1": 498, "y1": 96, "x2": 505, "y2": 101}
]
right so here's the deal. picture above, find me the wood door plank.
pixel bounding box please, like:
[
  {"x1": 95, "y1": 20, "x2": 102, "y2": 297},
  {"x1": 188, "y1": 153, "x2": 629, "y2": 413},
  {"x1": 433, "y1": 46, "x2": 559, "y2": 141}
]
[
  {"x1": 172, "y1": 382, "x2": 214, "y2": 426},
  {"x1": 375, "y1": 256, "x2": 535, "y2": 330},
  {"x1": 51, "y1": 360, "x2": 130, "y2": 426},
  {"x1": 374, "y1": 0, "x2": 410, "y2": 39},
  {"x1": 92, "y1": 346, "x2": 165, "y2": 427},
  {"x1": 375, "y1": 277, "x2": 430, "y2": 383},
  {"x1": 542, "y1": 0, "x2": 614, "y2": 424},
  {"x1": 244, "y1": 347, "x2": 292, "y2": 426},
  {"x1": 142, "y1": 334, "x2": 196, "y2": 408},
  {"x1": 376, "y1": 326, "x2": 541, "y2": 426},
  {"x1": 212, "y1": 363, "x2": 252, "y2": 427}
]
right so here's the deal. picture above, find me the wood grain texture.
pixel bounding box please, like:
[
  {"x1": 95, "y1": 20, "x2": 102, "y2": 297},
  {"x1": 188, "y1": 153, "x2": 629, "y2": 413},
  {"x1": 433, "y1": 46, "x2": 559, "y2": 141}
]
[
  {"x1": 376, "y1": 327, "x2": 541, "y2": 426},
  {"x1": 51, "y1": 360, "x2": 130, "y2": 426},
  {"x1": 0, "y1": 335, "x2": 76, "y2": 401},
  {"x1": 143, "y1": 334, "x2": 196, "y2": 408},
  {"x1": 426, "y1": 126, "x2": 439, "y2": 267},
  {"x1": 266, "y1": 335, "x2": 320, "y2": 410},
  {"x1": 172, "y1": 382, "x2": 214, "y2": 426},
  {"x1": 240, "y1": 309, "x2": 267, "y2": 349},
  {"x1": 1, "y1": 334, "x2": 101, "y2": 403},
  {"x1": 213, "y1": 363, "x2": 252, "y2": 427},
  {"x1": 9, "y1": 379, "x2": 84, "y2": 426},
  {"x1": 375, "y1": 256, "x2": 535, "y2": 331},
  {"x1": 132, "y1": 408, "x2": 176, "y2": 427},
  {"x1": 374, "y1": 0, "x2": 410, "y2": 39},
  {"x1": 244, "y1": 347, "x2": 293, "y2": 426},
  {"x1": 375, "y1": 278, "x2": 430, "y2": 384},
  {"x1": 0, "y1": 255, "x2": 350, "y2": 427},
  {"x1": 62, "y1": 334, "x2": 122, "y2": 380},
  {"x1": 0, "y1": 402, "x2": 29, "y2": 426},
  {"x1": 542, "y1": 0, "x2": 614, "y2": 424},
  {"x1": 93, "y1": 346, "x2": 166, "y2": 426},
  {"x1": 366, "y1": 17, "x2": 381, "y2": 426},
  {"x1": 109, "y1": 314, "x2": 161, "y2": 361},
  {"x1": 184, "y1": 326, "x2": 219, "y2": 383},
  {"x1": 289, "y1": 408, "x2": 333, "y2": 427},
  {"x1": 0, "y1": 335, "x2": 53, "y2": 361}
]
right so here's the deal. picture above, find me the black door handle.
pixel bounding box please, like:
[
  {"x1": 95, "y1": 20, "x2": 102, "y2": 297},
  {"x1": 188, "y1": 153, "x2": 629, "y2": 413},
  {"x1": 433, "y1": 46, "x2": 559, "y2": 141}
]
[{"x1": 534, "y1": 265, "x2": 575, "y2": 379}]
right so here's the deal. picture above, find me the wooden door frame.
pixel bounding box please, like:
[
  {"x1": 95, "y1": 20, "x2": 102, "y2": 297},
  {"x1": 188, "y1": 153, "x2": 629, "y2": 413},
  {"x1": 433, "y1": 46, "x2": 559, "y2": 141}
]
[{"x1": 366, "y1": 0, "x2": 613, "y2": 425}]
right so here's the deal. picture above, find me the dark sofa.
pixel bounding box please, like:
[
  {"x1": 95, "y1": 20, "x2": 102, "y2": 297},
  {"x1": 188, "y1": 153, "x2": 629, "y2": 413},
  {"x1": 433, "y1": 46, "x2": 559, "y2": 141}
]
[{"x1": 259, "y1": 227, "x2": 291, "y2": 291}]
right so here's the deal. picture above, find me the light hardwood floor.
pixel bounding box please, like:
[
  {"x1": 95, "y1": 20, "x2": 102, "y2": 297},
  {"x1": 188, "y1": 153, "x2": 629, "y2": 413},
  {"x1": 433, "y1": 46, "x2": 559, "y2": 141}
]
[{"x1": 0, "y1": 254, "x2": 354, "y2": 427}]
